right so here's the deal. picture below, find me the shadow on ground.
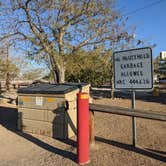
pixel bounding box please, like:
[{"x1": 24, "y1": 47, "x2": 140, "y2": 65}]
[
  {"x1": 0, "y1": 106, "x2": 77, "y2": 162},
  {"x1": 16, "y1": 132, "x2": 76, "y2": 161},
  {"x1": 0, "y1": 105, "x2": 165, "y2": 163},
  {"x1": 96, "y1": 136, "x2": 166, "y2": 162},
  {"x1": 0, "y1": 106, "x2": 18, "y2": 130}
]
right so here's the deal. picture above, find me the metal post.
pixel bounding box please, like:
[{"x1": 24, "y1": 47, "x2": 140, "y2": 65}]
[
  {"x1": 77, "y1": 92, "x2": 90, "y2": 165},
  {"x1": 132, "y1": 91, "x2": 136, "y2": 146},
  {"x1": 111, "y1": 41, "x2": 115, "y2": 99},
  {"x1": 89, "y1": 110, "x2": 95, "y2": 145},
  {"x1": 0, "y1": 82, "x2": 1, "y2": 95},
  {"x1": 111, "y1": 65, "x2": 114, "y2": 99}
]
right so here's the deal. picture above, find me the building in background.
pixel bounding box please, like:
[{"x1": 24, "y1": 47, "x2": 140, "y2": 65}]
[
  {"x1": 160, "y1": 51, "x2": 166, "y2": 59},
  {"x1": 158, "y1": 52, "x2": 166, "y2": 77},
  {"x1": 153, "y1": 51, "x2": 166, "y2": 84}
]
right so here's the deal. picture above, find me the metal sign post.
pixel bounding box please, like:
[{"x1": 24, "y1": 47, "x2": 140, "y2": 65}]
[
  {"x1": 113, "y1": 47, "x2": 153, "y2": 147},
  {"x1": 131, "y1": 91, "x2": 136, "y2": 146}
]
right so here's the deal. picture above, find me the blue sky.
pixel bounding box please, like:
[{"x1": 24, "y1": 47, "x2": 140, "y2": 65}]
[
  {"x1": 9, "y1": 0, "x2": 166, "y2": 67},
  {"x1": 117, "y1": 0, "x2": 166, "y2": 58}
]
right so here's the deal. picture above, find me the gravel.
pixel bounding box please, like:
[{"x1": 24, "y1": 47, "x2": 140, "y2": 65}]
[{"x1": 0, "y1": 97, "x2": 165, "y2": 166}]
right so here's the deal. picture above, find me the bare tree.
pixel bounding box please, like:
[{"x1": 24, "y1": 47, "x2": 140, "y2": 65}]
[
  {"x1": 0, "y1": 43, "x2": 10, "y2": 90},
  {"x1": 0, "y1": 0, "x2": 134, "y2": 83},
  {"x1": 0, "y1": 43, "x2": 20, "y2": 91}
]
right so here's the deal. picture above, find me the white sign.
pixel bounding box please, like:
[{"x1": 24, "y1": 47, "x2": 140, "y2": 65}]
[
  {"x1": 36, "y1": 96, "x2": 43, "y2": 106},
  {"x1": 114, "y1": 47, "x2": 153, "y2": 90}
]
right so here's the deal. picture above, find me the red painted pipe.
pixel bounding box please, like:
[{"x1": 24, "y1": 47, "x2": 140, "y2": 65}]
[{"x1": 77, "y1": 92, "x2": 90, "y2": 165}]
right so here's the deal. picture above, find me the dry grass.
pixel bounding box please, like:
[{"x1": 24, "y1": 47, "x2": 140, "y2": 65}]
[{"x1": 0, "y1": 96, "x2": 165, "y2": 166}]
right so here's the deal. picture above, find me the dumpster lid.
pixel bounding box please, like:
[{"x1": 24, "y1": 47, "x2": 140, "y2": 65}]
[{"x1": 17, "y1": 83, "x2": 89, "y2": 94}]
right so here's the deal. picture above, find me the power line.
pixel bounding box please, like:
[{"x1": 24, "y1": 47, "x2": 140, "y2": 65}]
[{"x1": 123, "y1": 0, "x2": 166, "y2": 16}]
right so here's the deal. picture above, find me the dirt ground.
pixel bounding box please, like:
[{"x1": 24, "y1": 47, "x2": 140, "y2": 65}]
[{"x1": 0, "y1": 95, "x2": 165, "y2": 166}]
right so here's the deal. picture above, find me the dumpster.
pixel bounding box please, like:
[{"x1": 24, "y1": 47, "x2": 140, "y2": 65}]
[{"x1": 17, "y1": 83, "x2": 90, "y2": 139}]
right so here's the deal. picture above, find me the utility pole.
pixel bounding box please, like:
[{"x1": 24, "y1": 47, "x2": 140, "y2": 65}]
[
  {"x1": 111, "y1": 41, "x2": 116, "y2": 99},
  {"x1": 5, "y1": 43, "x2": 10, "y2": 91}
]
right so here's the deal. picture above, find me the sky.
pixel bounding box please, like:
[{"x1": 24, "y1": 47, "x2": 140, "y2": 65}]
[
  {"x1": 6, "y1": 0, "x2": 166, "y2": 73},
  {"x1": 117, "y1": 0, "x2": 166, "y2": 58}
]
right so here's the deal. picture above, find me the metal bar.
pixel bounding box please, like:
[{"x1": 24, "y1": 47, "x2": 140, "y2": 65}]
[
  {"x1": 89, "y1": 103, "x2": 166, "y2": 121},
  {"x1": 132, "y1": 91, "x2": 136, "y2": 146}
]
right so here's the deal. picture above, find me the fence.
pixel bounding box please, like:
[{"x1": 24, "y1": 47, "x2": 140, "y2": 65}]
[{"x1": 89, "y1": 103, "x2": 166, "y2": 145}]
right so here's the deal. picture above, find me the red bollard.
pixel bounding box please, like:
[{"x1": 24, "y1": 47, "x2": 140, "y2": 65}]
[{"x1": 77, "y1": 92, "x2": 90, "y2": 165}]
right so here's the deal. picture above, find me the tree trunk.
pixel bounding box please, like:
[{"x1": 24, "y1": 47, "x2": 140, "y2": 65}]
[
  {"x1": 51, "y1": 62, "x2": 65, "y2": 84},
  {"x1": 48, "y1": 55, "x2": 65, "y2": 84},
  {"x1": 52, "y1": 69, "x2": 59, "y2": 83},
  {"x1": 57, "y1": 62, "x2": 65, "y2": 83},
  {"x1": 59, "y1": 67, "x2": 65, "y2": 83}
]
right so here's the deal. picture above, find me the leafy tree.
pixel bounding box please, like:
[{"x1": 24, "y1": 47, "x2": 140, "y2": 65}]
[
  {"x1": 65, "y1": 49, "x2": 112, "y2": 86},
  {"x1": 0, "y1": 0, "x2": 135, "y2": 83},
  {"x1": 0, "y1": 59, "x2": 19, "y2": 79},
  {"x1": 0, "y1": 58, "x2": 20, "y2": 89}
]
